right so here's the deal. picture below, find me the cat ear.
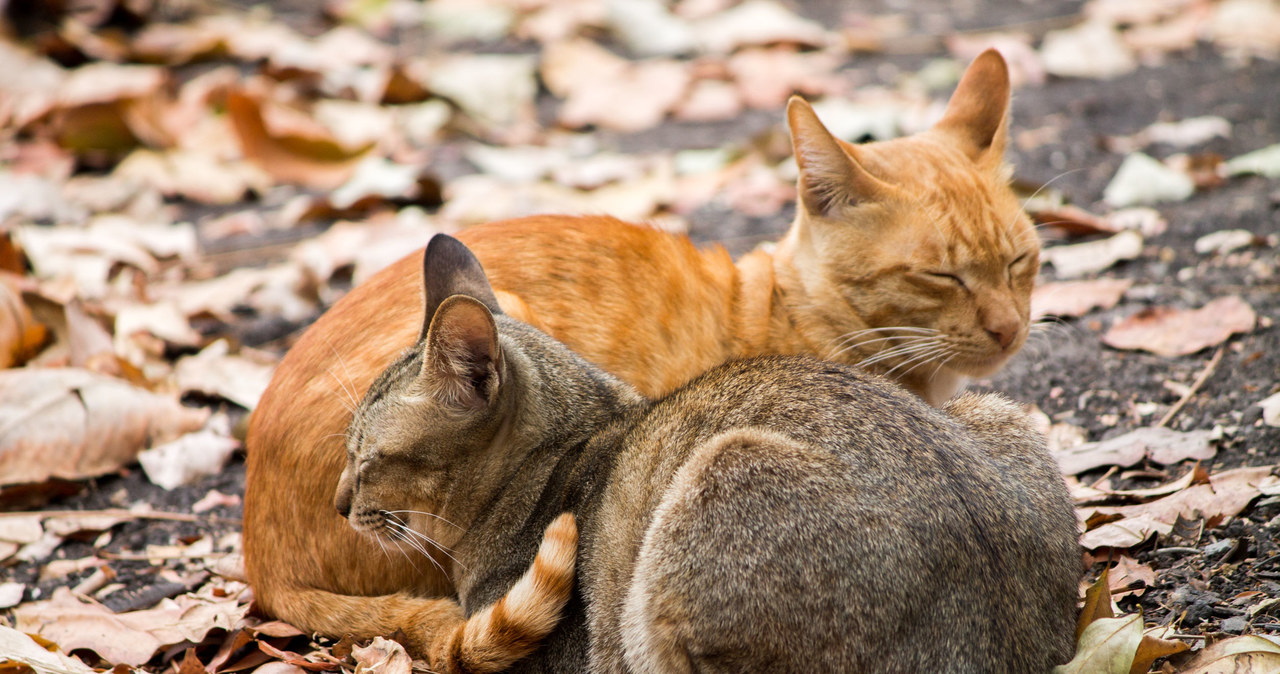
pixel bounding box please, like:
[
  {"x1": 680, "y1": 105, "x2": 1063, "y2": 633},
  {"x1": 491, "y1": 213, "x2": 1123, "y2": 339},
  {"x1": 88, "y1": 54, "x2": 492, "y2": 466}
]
[
  {"x1": 786, "y1": 96, "x2": 890, "y2": 217},
  {"x1": 421, "y1": 234, "x2": 503, "y2": 340},
  {"x1": 422, "y1": 295, "x2": 501, "y2": 409},
  {"x1": 933, "y1": 48, "x2": 1010, "y2": 163}
]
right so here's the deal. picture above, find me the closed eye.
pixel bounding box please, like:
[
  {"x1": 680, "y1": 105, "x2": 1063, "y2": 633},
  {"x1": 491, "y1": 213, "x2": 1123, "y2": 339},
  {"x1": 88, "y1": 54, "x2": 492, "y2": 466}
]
[{"x1": 926, "y1": 271, "x2": 967, "y2": 289}]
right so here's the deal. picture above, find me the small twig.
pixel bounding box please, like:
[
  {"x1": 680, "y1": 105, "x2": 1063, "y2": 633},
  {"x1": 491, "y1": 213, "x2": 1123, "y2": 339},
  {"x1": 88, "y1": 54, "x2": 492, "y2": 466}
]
[
  {"x1": 0, "y1": 508, "x2": 241, "y2": 526},
  {"x1": 1157, "y1": 346, "x2": 1225, "y2": 429}
]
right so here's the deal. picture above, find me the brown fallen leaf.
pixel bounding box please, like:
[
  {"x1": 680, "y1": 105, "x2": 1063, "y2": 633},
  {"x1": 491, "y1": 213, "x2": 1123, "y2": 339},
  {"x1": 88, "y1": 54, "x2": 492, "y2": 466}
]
[
  {"x1": 0, "y1": 275, "x2": 48, "y2": 369},
  {"x1": 1102, "y1": 296, "x2": 1256, "y2": 357},
  {"x1": 1129, "y1": 631, "x2": 1189, "y2": 674},
  {"x1": 725, "y1": 47, "x2": 842, "y2": 109},
  {"x1": 1031, "y1": 204, "x2": 1120, "y2": 237},
  {"x1": 13, "y1": 583, "x2": 250, "y2": 667},
  {"x1": 1077, "y1": 567, "x2": 1115, "y2": 641},
  {"x1": 1109, "y1": 555, "x2": 1156, "y2": 598},
  {"x1": 1054, "y1": 426, "x2": 1214, "y2": 476},
  {"x1": 174, "y1": 340, "x2": 276, "y2": 411},
  {"x1": 1079, "y1": 466, "x2": 1278, "y2": 550},
  {"x1": 0, "y1": 367, "x2": 209, "y2": 487},
  {"x1": 226, "y1": 90, "x2": 369, "y2": 190},
  {"x1": 1031, "y1": 279, "x2": 1133, "y2": 320},
  {"x1": 1178, "y1": 634, "x2": 1280, "y2": 673}
]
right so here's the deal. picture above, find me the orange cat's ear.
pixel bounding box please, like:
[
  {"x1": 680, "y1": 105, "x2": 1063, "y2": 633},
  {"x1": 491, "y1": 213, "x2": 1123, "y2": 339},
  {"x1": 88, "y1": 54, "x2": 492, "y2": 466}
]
[
  {"x1": 421, "y1": 234, "x2": 503, "y2": 340},
  {"x1": 422, "y1": 295, "x2": 501, "y2": 409},
  {"x1": 786, "y1": 96, "x2": 890, "y2": 217},
  {"x1": 933, "y1": 48, "x2": 1010, "y2": 164}
]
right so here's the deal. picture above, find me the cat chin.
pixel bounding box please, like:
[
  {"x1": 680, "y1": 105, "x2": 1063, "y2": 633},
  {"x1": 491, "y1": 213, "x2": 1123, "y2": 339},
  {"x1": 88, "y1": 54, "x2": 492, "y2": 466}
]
[{"x1": 951, "y1": 353, "x2": 1011, "y2": 378}]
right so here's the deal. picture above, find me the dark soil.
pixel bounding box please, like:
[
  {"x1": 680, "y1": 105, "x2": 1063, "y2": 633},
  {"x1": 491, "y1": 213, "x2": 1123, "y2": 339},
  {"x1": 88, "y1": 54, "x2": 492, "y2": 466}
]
[{"x1": 5, "y1": 0, "x2": 1279, "y2": 668}]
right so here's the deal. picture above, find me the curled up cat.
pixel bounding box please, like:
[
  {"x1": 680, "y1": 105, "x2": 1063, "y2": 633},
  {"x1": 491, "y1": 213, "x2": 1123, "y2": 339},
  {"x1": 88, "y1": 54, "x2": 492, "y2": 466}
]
[
  {"x1": 336, "y1": 234, "x2": 1082, "y2": 673},
  {"x1": 244, "y1": 48, "x2": 1053, "y2": 656}
]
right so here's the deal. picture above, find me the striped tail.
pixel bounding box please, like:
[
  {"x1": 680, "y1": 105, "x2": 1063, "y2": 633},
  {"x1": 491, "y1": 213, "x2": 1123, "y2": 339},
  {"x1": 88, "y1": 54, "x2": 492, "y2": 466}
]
[{"x1": 428, "y1": 512, "x2": 578, "y2": 673}]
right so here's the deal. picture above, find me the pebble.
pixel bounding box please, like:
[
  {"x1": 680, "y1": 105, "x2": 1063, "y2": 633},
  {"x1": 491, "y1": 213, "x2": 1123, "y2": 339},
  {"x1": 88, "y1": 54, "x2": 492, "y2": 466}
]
[{"x1": 1221, "y1": 616, "x2": 1249, "y2": 634}]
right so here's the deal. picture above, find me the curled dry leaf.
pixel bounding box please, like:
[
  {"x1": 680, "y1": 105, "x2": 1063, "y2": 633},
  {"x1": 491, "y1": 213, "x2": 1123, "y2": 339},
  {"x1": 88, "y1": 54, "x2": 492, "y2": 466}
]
[
  {"x1": 1178, "y1": 634, "x2": 1280, "y2": 673},
  {"x1": 352, "y1": 636, "x2": 413, "y2": 674},
  {"x1": 1054, "y1": 426, "x2": 1214, "y2": 476},
  {"x1": 1079, "y1": 466, "x2": 1278, "y2": 550},
  {"x1": 13, "y1": 584, "x2": 250, "y2": 667},
  {"x1": 0, "y1": 275, "x2": 48, "y2": 368},
  {"x1": 1031, "y1": 279, "x2": 1133, "y2": 320},
  {"x1": 1194, "y1": 229, "x2": 1257, "y2": 256},
  {"x1": 1042, "y1": 230, "x2": 1143, "y2": 279},
  {"x1": 420, "y1": 54, "x2": 538, "y2": 137},
  {"x1": 1102, "y1": 296, "x2": 1256, "y2": 357},
  {"x1": 226, "y1": 90, "x2": 368, "y2": 190},
  {"x1": 138, "y1": 422, "x2": 240, "y2": 490},
  {"x1": 0, "y1": 367, "x2": 209, "y2": 487},
  {"x1": 0, "y1": 624, "x2": 97, "y2": 674},
  {"x1": 174, "y1": 340, "x2": 276, "y2": 410}
]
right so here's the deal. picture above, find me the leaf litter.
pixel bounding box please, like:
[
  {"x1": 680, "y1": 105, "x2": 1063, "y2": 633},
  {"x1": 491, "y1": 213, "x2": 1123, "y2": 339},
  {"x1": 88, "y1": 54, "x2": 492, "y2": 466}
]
[{"x1": 0, "y1": 0, "x2": 1277, "y2": 673}]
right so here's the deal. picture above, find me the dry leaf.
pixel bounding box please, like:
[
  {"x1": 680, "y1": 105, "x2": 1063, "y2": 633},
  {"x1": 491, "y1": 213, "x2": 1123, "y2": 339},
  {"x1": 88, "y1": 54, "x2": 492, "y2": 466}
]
[
  {"x1": 174, "y1": 340, "x2": 276, "y2": 410},
  {"x1": 1053, "y1": 613, "x2": 1143, "y2": 674},
  {"x1": 1077, "y1": 567, "x2": 1115, "y2": 641},
  {"x1": 607, "y1": 0, "x2": 697, "y2": 56},
  {"x1": 1031, "y1": 279, "x2": 1133, "y2": 320},
  {"x1": 0, "y1": 276, "x2": 48, "y2": 368},
  {"x1": 1258, "y1": 392, "x2": 1280, "y2": 427},
  {"x1": 1080, "y1": 466, "x2": 1278, "y2": 550},
  {"x1": 138, "y1": 419, "x2": 240, "y2": 490},
  {"x1": 1194, "y1": 229, "x2": 1257, "y2": 255},
  {"x1": 1103, "y1": 152, "x2": 1195, "y2": 207},
  {"x1": 1054, "y1": 426, "x2": 1214, "y2": 475},
  {"x1": 351, "y1": 637, "x2": 412, "y2": 674},
  {"x1": 1130, "y1": 631, "x2": 1189, "y2": 674},
  {"x1": 1042, "y1": 231, "x2": 1144, "y2": 279},
  {"x1": 420, "y1": 54, "x2": 538, "y2": 138},
  {"x1": 543, "y1": 40, "x2": 691, "y2": 132},
  {"x1": 1179, "y1": 634, "x2": 1280, "y2": 673},
  {"x1": 1041, "y1": 19, "x2": 1137, "y2": 80},
  {"x1": 1210, "y1": 0, "x2": 1280, "y2": 58},
  {"x1": 226, "y1": 90, "x2": 368, "y2": 190},
  {"x1": 114, "y1": 148, "x2": 271, "y2": 205},
  {"x1": 693, "y1": 0, "x2": 829, "y2": 54},
  {"x1": 1108, "y1": 116, "x2": 1232, "y2": 154},
  {"x1": 0, "y1": 367, "x2": 209, "y2": 487},
  {"x1": 1109, "y1": 556, "x2": 1156, "y2": 598},
  {"x1": 0, "y1": 624, "x2": 97, "y2": 674},
  {"x1": 726, "y1": 47, "x2": 842, "y2": 109},
  {"x1": 1224, "y1": 143, "x2": 1280, "y2": 179},
  {"x1": 14, "y1": 584, "x2": 250, "y2": 667},
  {"x1": 1102, "y1": 296, "x2": 1256, "y2": 357},
  {"x1": 1031, "y1": 204, "x2": 1120, "y2": 237}
]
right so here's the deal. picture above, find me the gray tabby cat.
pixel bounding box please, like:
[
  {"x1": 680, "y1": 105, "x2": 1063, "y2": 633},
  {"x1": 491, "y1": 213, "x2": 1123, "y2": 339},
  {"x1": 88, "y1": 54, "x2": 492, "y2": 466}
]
[{"x1": 337, "y1": 234, "x2": 1082, "y2": 673}]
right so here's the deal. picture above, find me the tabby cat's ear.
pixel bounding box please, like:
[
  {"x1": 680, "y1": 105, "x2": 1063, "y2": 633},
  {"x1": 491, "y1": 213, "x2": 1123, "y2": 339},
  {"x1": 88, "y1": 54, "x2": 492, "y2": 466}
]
[
  {"x1": 786, "y1": 96, "x2": 890, "y2": 217},
  {"x1": 422, "y1": 295, "x2": 500, "y2": 409},
  {"x1": 933, "y1": 48, "x2": 1010, "y2": 164},
  {"x1": 421, "y1": 234, "x2": 503, "y2": 340}
]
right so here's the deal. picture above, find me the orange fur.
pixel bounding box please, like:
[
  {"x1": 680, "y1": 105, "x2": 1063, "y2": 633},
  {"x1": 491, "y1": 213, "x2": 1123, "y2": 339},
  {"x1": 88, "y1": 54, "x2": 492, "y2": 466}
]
[{"x1": 244, "y1": 49, "x2": 1038, "y2": 654}]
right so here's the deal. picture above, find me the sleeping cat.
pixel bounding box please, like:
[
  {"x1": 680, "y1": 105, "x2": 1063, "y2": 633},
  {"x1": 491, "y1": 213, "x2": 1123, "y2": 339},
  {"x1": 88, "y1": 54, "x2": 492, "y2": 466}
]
[
  {"x1": 244, "y1": 48, "x2": 1042, "y2": 654},
  {"x1": 339, "y1": 234, "x2": 1080, "y2": 672}
]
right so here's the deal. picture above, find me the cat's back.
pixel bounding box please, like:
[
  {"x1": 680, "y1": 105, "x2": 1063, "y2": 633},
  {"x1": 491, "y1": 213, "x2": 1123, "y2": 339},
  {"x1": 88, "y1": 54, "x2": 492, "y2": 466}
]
[
  {"x1": 606, "y1": 356, "x2": 1079, "y2": 672},
  {"x1": 463, "y1": 215, "x2": 743, "y2": 396}
]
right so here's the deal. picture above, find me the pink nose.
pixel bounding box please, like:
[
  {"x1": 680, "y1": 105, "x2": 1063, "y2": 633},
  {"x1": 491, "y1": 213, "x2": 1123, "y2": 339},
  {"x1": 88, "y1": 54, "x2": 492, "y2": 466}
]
[{"x1": 987, "y1": 327, "x2": 1015, "y2": 350}]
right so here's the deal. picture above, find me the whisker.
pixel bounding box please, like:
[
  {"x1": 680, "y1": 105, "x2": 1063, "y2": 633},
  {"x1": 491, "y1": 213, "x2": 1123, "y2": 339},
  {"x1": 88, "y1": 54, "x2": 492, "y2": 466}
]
[
  {"x1": 830, "y1": 334, "x2": 939, "y2": 361},
  {"x1": 857, "y1": 340, "x2": 945, "y2": 369},
  {"x1": 881, "y1": 345, "x2": 950, "y2": 378},
  {"x1": 387, "y1": 509, "x2": 467, "y2": 532},
  {"x1": 1009, "y1": 169, "x2": 1085, "y2": 235},
  {"x1": 388, "y1": 519, "x2": 467, "y2": 571}
]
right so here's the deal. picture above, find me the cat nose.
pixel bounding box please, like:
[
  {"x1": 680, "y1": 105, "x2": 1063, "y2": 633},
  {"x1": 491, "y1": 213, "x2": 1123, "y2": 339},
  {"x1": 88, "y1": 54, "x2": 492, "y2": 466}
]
[
  {"x1": 334, "y1": 487, "x2": 353, "y2": 519},
  {"x1": 987, "y1": 325, "x2": 1016, "y2": 350}
]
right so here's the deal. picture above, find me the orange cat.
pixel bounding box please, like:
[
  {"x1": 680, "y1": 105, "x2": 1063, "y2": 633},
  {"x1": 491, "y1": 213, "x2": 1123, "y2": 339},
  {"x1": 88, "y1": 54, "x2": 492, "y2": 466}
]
[{"x1": 244, "y1": 49, "x2": 1039, "y2": 656}]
